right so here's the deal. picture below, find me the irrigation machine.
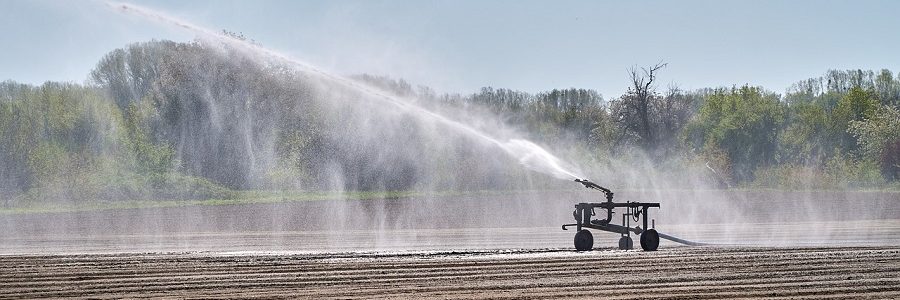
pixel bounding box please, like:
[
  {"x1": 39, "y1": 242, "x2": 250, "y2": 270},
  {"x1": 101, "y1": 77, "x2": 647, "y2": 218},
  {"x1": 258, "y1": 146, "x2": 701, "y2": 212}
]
[{"x1": 562, "y1": 179, "x2": 662, "y2": 251}]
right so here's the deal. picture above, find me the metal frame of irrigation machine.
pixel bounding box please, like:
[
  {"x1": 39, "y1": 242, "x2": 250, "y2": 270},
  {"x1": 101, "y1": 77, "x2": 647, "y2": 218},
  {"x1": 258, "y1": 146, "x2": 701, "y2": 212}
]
[{"x1": 562, "y1": 179, "x2": 661, "y2": 251}]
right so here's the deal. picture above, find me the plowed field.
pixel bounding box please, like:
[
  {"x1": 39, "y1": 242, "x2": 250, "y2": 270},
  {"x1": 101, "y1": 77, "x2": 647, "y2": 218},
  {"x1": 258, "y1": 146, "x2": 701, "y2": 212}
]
[{"x1": 2, "y1": 247, "x2": 898, "y2": 299}]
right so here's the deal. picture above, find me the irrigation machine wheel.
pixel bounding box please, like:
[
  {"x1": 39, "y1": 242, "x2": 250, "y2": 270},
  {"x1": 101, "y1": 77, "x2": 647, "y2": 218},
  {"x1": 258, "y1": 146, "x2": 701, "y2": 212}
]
[
  {"x1": 640, "y1": 229, "x2": 660, "y2": 251},
  {"x1": 618, "y1": 236, "x2": 633, "y2": 250},
  {"x1": 574, "y1": 229, "x2": 593, "y2": 251}
]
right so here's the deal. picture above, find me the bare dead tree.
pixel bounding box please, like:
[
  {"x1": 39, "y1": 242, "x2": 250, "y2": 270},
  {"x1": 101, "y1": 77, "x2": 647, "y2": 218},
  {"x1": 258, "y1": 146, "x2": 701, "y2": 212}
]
[{"x1": 624, "y1": 62, "x2": 666, "y2": 150}]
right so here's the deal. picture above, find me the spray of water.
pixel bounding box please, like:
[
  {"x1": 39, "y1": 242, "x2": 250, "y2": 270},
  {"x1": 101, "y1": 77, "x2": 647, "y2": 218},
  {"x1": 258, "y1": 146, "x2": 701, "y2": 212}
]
[
  {"x1": 104, "y1": 1, "x2": 583, "y2": 182},
  {"x1": 0, "y1": 3, "x2": 892, "y2": 255}
]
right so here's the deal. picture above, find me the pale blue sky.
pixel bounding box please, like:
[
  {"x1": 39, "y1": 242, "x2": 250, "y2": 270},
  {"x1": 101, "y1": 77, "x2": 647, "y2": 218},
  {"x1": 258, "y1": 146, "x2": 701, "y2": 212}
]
[{"x1": 2, "y1": 0, "x2": 898, "y2": 97}]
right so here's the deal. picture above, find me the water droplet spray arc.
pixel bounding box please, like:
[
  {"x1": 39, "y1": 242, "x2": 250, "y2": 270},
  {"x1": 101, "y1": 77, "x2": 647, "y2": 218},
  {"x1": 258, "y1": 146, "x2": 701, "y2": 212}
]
[{"x1": 104, "y1": 1, "x2": 585, "y2": 181}]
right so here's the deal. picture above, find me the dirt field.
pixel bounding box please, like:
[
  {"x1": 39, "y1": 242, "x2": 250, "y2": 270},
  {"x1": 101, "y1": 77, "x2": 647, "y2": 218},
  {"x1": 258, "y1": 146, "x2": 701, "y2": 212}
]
[
  {"x1": 1, "y1": 190, "x2": 898, "y2": 298},
  {"x1": 1, "y1": 246, "x2": 899, "y2": 299}
]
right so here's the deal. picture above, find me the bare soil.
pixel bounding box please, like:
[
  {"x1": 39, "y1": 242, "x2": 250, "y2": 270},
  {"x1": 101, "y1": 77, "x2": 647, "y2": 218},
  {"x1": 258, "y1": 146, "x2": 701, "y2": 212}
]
[{"x1": 1, "y1": 247, "x2": 898, "y2": 299}]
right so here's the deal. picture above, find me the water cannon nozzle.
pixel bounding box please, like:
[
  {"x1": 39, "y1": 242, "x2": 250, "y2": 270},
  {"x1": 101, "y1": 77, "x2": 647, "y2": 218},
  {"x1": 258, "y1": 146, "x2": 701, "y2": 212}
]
[{"x1": 575, "y1": 178, "x2": 592, "y2": 188}]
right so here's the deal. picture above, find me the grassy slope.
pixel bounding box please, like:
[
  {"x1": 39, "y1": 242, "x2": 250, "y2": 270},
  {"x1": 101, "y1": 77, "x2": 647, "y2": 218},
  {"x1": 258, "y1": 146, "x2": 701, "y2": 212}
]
[
  {"x1": 0, "y1": 190, "x2": 531, "y2": 215},
  {"x1": 2, "y1": 187, "x2": 897, "y2": 215}
]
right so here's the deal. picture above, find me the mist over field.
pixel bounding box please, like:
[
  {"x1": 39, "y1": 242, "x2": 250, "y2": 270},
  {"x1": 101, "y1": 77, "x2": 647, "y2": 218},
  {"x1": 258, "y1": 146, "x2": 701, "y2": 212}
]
[{"x1": 0, "y1": 1, "x2": 897, "y2": 249}]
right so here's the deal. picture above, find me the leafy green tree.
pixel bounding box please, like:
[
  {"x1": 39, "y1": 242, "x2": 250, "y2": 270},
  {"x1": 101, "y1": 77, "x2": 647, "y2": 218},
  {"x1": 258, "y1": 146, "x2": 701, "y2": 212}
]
[
  {"x1": 0, "y1": 81, "x2": 131, "y2": 202},
  {"x1": 779, "y1": 102, "x2": 829, "y2": 165},
  {"x1": 684, "y1": 86, "x2": 785, "y2": 182},
  {"x1": 830, "y1": 87, "x2": 879, "y2": 155},
  {"x1": 874, "y1": 69, "x2": 899, "y2": 107},
  {"x1": 849, "y1": 106, "x2": 900, "y2": 180}
]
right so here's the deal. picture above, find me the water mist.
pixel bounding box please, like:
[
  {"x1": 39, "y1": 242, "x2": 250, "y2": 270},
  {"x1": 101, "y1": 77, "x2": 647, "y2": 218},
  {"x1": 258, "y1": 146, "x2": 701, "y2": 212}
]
[
  {"x1": 105, "y1": 1, "x2": 584, "y2": 183},
  {"x1": 1, "y1": 2, "x2": 894, "y2": 257}
]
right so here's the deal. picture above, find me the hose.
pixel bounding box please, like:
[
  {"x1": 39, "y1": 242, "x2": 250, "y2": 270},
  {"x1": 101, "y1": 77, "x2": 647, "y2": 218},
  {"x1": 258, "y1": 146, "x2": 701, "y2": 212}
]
[{"x1": 656, "y1": 231, "x2": 713, "y2": 246}]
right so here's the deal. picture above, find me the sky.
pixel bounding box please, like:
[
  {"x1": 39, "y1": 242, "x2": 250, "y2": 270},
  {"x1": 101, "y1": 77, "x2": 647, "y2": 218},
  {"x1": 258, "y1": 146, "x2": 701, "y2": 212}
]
[{"x1": 2, "y1": 0, "x2": 899, "y2": 97}]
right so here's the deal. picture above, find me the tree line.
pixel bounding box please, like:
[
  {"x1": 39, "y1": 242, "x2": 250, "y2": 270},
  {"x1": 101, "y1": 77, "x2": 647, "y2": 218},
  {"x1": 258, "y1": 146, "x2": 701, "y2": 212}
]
[
  {"x1": 1, "y1": 40, "x2": 898, "y2": 205},
  {"x1": 362, "y1": 64, "x2": 899, "y2": 189}
]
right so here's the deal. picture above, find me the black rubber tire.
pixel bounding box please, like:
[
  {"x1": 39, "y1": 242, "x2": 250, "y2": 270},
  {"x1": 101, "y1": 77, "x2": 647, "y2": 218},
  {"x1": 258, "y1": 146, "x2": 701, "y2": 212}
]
[
  {"x1": 640, "y1": 229, "x2": 660, "y2": 251},
  {"x1": 618, "y1": 236, "x2": 633, "y2": 250},
  {"x1": 574, "y1": 229, "x2": 593, "y2": 251}
]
